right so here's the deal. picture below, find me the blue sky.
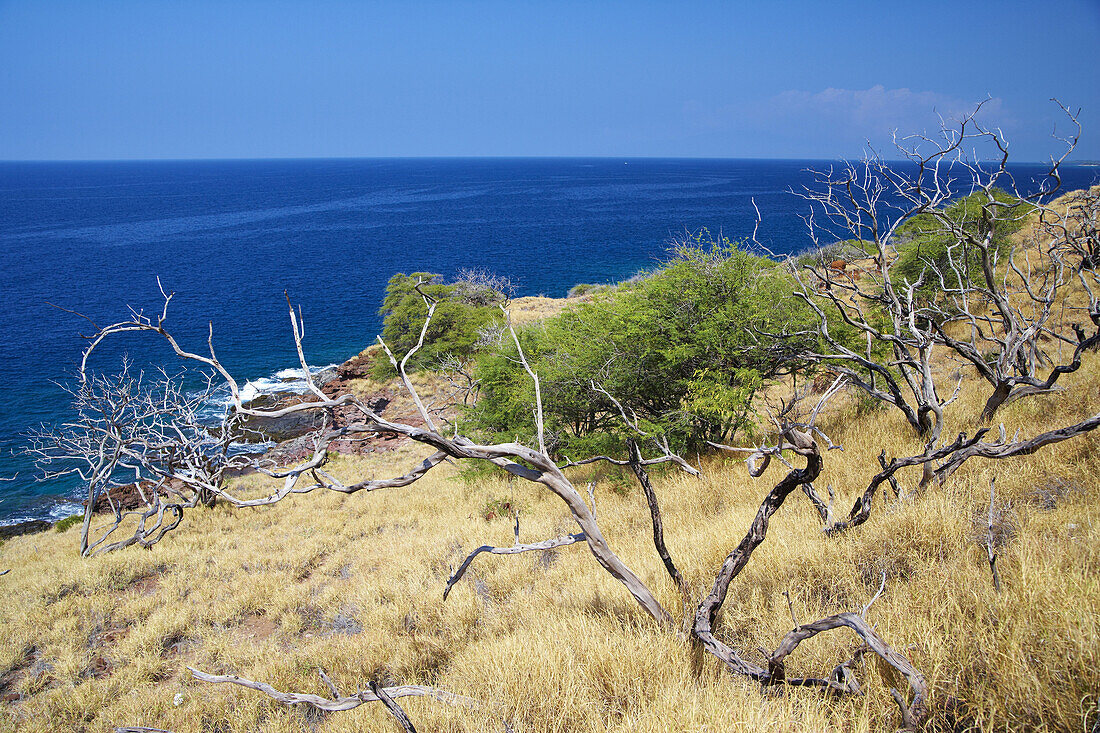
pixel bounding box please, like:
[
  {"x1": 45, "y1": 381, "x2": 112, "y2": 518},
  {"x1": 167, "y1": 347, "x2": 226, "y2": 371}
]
[{"x1": 1, "y1": 0, "x2": 1098, "y2": 160}]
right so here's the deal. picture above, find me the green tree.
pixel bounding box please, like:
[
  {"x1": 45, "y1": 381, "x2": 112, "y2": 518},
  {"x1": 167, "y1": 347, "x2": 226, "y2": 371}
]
[
  {"x1": 376, "y1": 271, "x2": 507, "y2": 375},
  {"x1": 469, "y1": 233, "x2": 816, "y2": 456},
  {"x1": 891, "y1": 188, "x2": 1033, "y2": 301}
]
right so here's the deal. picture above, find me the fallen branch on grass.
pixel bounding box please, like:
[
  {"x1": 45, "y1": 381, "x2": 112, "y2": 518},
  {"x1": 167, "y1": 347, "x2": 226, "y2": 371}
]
[{"x1": 188, "y1": 668, "x2": 476, "y2": 713}]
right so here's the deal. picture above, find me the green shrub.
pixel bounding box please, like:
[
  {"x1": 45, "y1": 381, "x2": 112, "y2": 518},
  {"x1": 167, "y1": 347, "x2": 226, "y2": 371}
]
[
  {"x1": 891, "y1": 189, "x2": 1033, "y2": 299},
  {"x1": 468, "y1": 231, "x2": 816, "y2": 456},
  {"x1": 54, "y1": 514, "x2": 82, "y2": 533},
  {"x1": 566, "y1": 283, "x2": 612, "y2": 298},
  {"x1": 374, "y1": 271, "x2": 508, "y2": 376}
]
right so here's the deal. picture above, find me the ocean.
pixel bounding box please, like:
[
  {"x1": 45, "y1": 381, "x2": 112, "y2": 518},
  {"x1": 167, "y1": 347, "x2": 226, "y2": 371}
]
[{"x1": 1, "y1": 158, "x2": 1095, "y2": 524}]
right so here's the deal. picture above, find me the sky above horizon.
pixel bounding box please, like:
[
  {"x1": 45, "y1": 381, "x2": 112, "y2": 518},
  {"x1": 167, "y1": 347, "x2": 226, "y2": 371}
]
[{"x1": 2, "y1": 0, "x2": 1099, "y2": 161}]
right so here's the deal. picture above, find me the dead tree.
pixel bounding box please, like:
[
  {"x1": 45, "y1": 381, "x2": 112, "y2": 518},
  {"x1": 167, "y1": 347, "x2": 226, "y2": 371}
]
[
  {"x1": 1045, "y1": 183, "x2": 1100, "y2": 272},
  {"x1": 26, "y1": 360, "x2": 253, "y2": 555},
  {"x1": 883, "y1": 103, "x2": 1098, "y2": 422},
  {"x1": 789, "y1": 102, "x2": 1096, "y2": 435},
  {"x1": 786, "y1": 155, "x2": 961, "y2": 444},
  {"x1": 702, "y1": 383, "x2": 928, "y2": 727}
]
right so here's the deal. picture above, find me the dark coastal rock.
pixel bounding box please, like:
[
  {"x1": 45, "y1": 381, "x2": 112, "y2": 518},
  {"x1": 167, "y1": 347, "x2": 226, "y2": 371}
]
[
  {"x1": 232, "y1": 366, "x2": 342, "y2": 443},
  {"x1": 261, "y1": 389, "x2": 399, "y2": 463},
  {"x1": 85, "y1": 481, "x2": 166, "y2": 514},
  {"x1": 335, "y1": 349, "x2": 379, "y2": 380},
  {"x1": 237, "y1": 393, "x2": 327, "y2": 443},
  {"x1": 311, "y1": 366, "x2": 339, "y2": 386},
  {"x1": 240, "y1": 409, "x2": 327, "y2": 443},
  {"x1": 263, "y1": 434, "x2": 318, "y2": 465},
  {"x1": 0, "y1": 520, "x2": 50, "y2": 540},
  {"x1": 230, "y1": 357, "x2": 390, "y2": 445},
  {"x1": 230, "y1": 348, "x2": 408, "y2": 465}
]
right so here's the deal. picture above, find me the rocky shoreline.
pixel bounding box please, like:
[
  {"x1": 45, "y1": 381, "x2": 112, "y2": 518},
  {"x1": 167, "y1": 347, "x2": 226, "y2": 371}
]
[
  {"x1": 2, "y1": 293, "x2": 573, "y2": 540},
  {"x1": 0, "y1": 347, "x2": 425, "y2": 541}
]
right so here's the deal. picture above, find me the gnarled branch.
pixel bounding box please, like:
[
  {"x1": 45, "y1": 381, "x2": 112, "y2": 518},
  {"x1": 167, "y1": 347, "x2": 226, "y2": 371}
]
[{"x1": 188, "y1": 667, "x2": 475, "y2": 713}]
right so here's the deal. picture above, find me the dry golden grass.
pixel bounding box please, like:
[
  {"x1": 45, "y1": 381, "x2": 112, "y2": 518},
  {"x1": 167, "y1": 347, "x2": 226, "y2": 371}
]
[
  {"x1": 2, "y1": 352, "x2": 1098, "y2": 732},
  {"x1": 2, "y1": 206, "x2": 1099, "y2": 732},
  {"x1": 508, "y1": 295, "x2": 578, "y2": 326}
]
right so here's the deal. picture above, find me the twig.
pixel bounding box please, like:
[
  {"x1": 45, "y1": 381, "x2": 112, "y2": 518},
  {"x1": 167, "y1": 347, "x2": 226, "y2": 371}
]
[
  {"x1": 628, "y1": 438, "x2": 690, "y2": 613},
  {"x1": 318, "y1": 668, "x2": 341, "y2": 699},
  {"x1": 862, "y1": 571, "x2": 887, "y2": 617},
  {"x1": 783, "y1": 589, "x2": 799, "y2": 627},
  {"x1": 188, "y1": 668, "x2": 474, "y2": 712}
]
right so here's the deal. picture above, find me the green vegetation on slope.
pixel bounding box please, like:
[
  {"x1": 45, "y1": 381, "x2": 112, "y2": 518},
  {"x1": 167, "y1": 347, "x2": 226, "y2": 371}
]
[
  {"x1": 891, "y1": 188, "x2": 1034, "y2": 299},
  {"x1": 374, "y1": 271, "x2": 508, "y2": 376},
  {"x1": 468, "y1": 231, "x2": 817, "y2": 456}
]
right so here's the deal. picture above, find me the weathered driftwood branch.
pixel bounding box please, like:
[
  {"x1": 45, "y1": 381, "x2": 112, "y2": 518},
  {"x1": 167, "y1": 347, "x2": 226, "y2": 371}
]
[
  {"x1": 710, "y1": 376, "x2": 842, "y2": 524},
  {"x1": 824, "y1": 430, "x2": 989, "y2": 536},
  {"x1": 377, "y1": 279, "x2": 440, "y2": 433},
  {"x1": 188, "y1": 668, "x2": 475, "y2": 713},
  {"x1": 580, "y1": 383, "x2": 702, "y2": 477},
  {"x1": 799, "y1": 482, "x2": 833, "y2": 525},
  {"x1": 87, "y1": 497, "x2": 184, "y2": 555},
  {"x1": 824, "y1": 401, "x2": 1100, "y2": 538},
  {"x1": 693, "y1": 426, "x2": 823, "y2": 680},
  {"x1": 767, "y1": 612, "x2": 927, "y2": 726},
  {"x1": 692, "y1": 381, "x2": 928, "y2": 729},
  {"x1": 504, "y1": 304, "x2": 546, "y2": 455},
  {"x1": 934, "y1": 410, "x2": 1100, "y2": 483},
  {"x1": 443, "y1": 527, "x2": 585, "y2": 601}
]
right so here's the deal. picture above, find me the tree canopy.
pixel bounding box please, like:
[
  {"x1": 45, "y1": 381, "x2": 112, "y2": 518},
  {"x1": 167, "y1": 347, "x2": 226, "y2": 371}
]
[{"x1": 468, "y1": 232, "x2": 816, "y2": 456}]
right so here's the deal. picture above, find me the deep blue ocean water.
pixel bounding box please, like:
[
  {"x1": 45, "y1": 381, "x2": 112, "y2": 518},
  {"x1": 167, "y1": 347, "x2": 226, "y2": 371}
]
[{"x1": 1, "y1": 158, "x2": 1096, "y2": 523}]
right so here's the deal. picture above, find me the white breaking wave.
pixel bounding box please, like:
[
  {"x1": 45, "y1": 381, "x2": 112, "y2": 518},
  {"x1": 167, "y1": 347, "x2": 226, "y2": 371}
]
[
  {"x1": 47, "y1": 501, "x2": 83, "y2": 521},
  {"x1": 0, "y1": 500, "x2": 83, "y2": 527},
  {"x1": 201, "y1": 363, "x2": 337, "y2": 411}
]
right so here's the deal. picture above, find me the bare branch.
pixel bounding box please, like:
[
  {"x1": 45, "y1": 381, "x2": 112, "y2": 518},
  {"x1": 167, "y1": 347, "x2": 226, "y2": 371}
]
[
  {"x1": 694, "y1": 427, "x2": 822, "y2": 679},
  {"x1": 986, "y1": 477, "x2": 1003, "y2": 593},
  {"x1": 369, "y1": 681, "x2": 419, "y2": 733},
  {"x1": 503, "y1": 304, "x2": 545, "y2": 456},
  {"x1": 861, "y1": 571, "x2": 887, "y2": 617},
  {"x1": 318, "y1": 668, "x2": 342, "y2": 700},
  {"x1": 188, "y1": 667, "x2": 475, "y2": 713},
  {"x1": 627, "y1": 438, "x2": 690, "y2": 613},
  {"x1": 767, "y1": 612, "x2": 927, "y2": 730},
  {"x1": 443, "y1": 531, "x2": 585, "y2": 601},
  {"x1": 377, "y1": 287, "x2": 439, "y2": 432}
]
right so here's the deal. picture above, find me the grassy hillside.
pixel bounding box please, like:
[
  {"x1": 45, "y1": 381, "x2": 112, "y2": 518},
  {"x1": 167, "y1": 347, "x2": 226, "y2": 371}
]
[{"x1": 2, "y1": 200, "x2": 1099, "y2": 732}]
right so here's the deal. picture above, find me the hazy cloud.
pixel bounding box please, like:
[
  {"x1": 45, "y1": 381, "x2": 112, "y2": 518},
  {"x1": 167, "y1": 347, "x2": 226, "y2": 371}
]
[
  {"x1": 764, "y1": 85, "x2": 1005, "y2": 134},
  {"x1": 681, "y1": 86, "x2": 1011, "y2": 158}
]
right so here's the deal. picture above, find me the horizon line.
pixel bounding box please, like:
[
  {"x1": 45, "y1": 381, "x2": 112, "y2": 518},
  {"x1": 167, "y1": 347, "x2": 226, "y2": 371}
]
[{"x1": 0, "y1": 154, "x2": 1085, "y2": 166}]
